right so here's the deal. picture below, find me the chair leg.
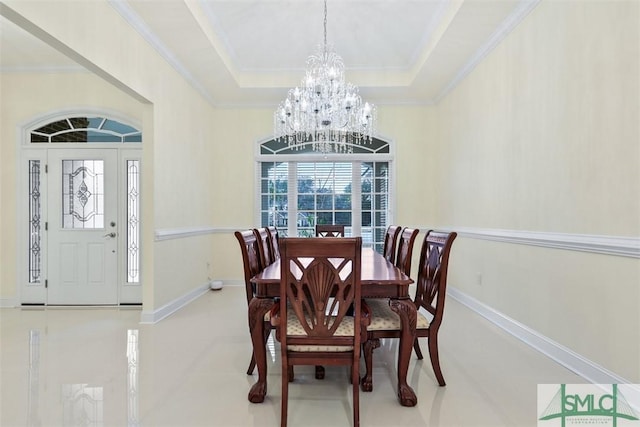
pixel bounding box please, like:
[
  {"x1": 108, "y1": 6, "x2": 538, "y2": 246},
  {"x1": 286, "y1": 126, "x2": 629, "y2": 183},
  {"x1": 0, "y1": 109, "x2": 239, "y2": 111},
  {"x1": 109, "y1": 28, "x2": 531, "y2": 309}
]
[
  {"x1": 246, "y1": 354, "x2": 256, "y2": 375},
  {"x1": 352, "y1": 359, "x2": 360, "y2": 427},
  {"x1": 413, "y1": 337, "x2": 424, "y2": 360},
  {"x1": 428, "y1": 335, "x2": 446, "y2": 386},
  {"x1": 281, "y1": 360, "x2": 289, "y2": 427},
  {"x1": 360, "y1": 338, "x2": 379, "y2": 392},
  {"x1": 287, "y1": 366, "x2": 294, "y2": 382}
]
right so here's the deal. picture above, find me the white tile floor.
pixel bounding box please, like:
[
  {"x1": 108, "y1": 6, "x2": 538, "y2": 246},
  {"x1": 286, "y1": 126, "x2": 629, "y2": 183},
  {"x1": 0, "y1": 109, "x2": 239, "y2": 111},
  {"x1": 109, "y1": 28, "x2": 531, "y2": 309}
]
[{"x1": 1, "y1": 286, "x2": 584, "y2": 426}]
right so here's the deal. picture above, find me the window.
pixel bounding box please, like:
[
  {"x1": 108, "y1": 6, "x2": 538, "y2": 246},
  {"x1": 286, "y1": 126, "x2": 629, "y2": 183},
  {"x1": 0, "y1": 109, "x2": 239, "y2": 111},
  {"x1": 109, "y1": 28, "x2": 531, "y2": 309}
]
[
  {"x1": 62, "y1": 160, "x2": 105, "y2": 228},
  {"x1": 258, "y1": 138, "x2": 392, "y2": 252},
  {"x1": 31, "y1": 116, "x2": 142, "y2": 143},
  {"x1": 28, "y1": 160, "x2": 42, "y2": 283},
  {"x1": 127, "y1": 160, "x2": 140, "y2": 283}
]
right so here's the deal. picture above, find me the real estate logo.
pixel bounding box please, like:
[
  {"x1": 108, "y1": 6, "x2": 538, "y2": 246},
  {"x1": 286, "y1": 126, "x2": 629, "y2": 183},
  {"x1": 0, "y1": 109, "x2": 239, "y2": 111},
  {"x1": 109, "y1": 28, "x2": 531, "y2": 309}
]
[{"x1": 538, "y1": 384, "x2": 640, "y2": 427}]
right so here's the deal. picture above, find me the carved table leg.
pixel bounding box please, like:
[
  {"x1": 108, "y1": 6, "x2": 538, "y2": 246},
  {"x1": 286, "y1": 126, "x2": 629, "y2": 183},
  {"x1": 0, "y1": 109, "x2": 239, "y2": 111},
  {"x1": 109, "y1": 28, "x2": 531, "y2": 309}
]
[
  {"x1": 248, "y1": 298, "x2": 274, "y2": 403},
  {"x1": 390, "y1": 299, "x2": 418, "y2": 407}
]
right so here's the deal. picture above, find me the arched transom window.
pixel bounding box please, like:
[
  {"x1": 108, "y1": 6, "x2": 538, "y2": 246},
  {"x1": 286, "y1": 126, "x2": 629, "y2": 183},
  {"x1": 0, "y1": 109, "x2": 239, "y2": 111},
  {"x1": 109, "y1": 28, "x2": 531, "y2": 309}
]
[{"x1": 30, "y1": 116, "x2": 141, "y2": 143}]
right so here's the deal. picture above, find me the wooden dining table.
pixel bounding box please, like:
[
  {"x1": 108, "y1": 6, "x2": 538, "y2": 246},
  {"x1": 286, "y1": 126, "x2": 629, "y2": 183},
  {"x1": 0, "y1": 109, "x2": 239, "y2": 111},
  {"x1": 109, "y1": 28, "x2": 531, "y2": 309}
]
[{"x1": 248, "y1": 248, "x2": 419, "y2": 407}]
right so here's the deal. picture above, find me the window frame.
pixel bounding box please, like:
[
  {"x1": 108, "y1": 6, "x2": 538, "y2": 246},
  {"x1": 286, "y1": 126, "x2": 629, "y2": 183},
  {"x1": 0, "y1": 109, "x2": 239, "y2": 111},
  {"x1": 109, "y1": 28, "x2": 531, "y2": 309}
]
[{"x1": 255, "y1": 137, "x2": 396, "y2": 249}]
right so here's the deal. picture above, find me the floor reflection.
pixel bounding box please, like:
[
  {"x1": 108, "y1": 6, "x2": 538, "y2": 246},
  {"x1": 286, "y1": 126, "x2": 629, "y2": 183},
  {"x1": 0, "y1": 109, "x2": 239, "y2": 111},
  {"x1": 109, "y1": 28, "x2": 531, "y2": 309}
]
[
  {"x1": 267, "y1": 332, "x2": 277, "y2": 363},
  {"x1": 27, "y1": 330, "x2": 41, "y2": 427},
  {"x1": 61, "y1": 383, "x2": 103, "y2": 426},
  {"x1": 25, "y1": 327, "x2": 140, "y2": 427},
  {"x1": 127, "y1": 329, "x2": 139, "y2": 427},
  {"x1": 2, "y1": 288, "x2": 587, "y2": 427}
]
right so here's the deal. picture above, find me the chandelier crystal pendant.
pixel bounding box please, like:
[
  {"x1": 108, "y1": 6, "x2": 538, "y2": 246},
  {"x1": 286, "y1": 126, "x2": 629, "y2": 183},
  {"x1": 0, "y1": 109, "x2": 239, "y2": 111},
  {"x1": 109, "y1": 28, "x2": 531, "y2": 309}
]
[{"x1": 274, "y1": 0, "x2": 376, "y2": 154}]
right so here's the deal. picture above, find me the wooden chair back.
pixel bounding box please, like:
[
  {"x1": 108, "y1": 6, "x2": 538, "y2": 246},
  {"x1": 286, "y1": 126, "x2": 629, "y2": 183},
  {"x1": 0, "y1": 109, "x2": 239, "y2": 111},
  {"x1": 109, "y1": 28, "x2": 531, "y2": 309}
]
[
  {"x1": 253, "y1": 227, "x2": 274, "y2": 268},
  {"x1": 267, "y1": 226, "x2": 280, "y2": 260},
  {"x1": 382, "y1": 225, "x2": 402, "y2": 264},
  {"x1": 315, "y1": 224, "x2": 345, "y2": 237},
  {"x1": 414, "y1": 230, "x2": 457, "y2": 330},
  {"x1": 234, "y1": 230, "x2": 263, "y2": 304},
  {"x1": 276, "y1": 236, "x2": 363, "y2": 427},
  {"x1": 395, "y1": 227, "x2": 420, "y2": 277}
]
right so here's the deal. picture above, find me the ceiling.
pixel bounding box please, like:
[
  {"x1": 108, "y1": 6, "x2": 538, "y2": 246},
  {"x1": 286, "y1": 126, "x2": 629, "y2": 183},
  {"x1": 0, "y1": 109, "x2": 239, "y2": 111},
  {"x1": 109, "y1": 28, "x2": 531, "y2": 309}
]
[{"x1": 1, "y1": 0, "x2": 539, "y2": 107}]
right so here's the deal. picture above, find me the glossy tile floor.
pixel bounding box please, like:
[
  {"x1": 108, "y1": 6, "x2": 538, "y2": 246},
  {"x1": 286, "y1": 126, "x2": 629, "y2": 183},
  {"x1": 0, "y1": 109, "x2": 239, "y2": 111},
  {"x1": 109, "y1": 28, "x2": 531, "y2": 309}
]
[{"x1": 1, "y1": 286, "x2": 584, "y2": 427}]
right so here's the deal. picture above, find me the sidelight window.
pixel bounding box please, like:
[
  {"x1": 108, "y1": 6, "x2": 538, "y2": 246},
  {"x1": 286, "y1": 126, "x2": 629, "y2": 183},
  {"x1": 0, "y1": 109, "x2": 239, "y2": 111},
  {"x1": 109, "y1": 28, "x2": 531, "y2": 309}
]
[{"x1": 28, "y1": 160, "x2": 42, "y2": 283}]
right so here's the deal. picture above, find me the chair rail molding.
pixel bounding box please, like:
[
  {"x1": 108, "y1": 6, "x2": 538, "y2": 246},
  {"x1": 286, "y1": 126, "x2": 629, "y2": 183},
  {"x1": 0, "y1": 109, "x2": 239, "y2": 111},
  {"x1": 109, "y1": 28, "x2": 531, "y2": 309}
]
[
  {"x1": 195, "y1": 225, "x2": 639, "y2": 258},
  {"x1": 433, "y1": 227, "x2": 640, "y2": 258},
  {"x1": 155, "y1": 226, "x2": 240, "y2": 241}
]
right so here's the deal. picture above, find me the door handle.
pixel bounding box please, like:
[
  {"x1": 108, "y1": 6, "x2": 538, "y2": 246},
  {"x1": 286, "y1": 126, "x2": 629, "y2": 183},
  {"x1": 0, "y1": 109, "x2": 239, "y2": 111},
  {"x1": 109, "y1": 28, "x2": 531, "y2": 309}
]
[{"x1": 103, "y1": 232, "x2": 117, "y2": 238}]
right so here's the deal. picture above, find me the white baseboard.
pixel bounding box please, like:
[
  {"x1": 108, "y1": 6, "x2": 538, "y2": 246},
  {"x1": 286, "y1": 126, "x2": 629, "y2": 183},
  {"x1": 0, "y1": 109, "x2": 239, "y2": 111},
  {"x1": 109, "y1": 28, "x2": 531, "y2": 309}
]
[
  {"x1": 0, "y1": 297, "x2": 18, "y2": 308},
  {"x1": 218, "y1": 279, "x2": 243, "y2": 287},
  {"x1": 139, "y1": 283, "x2": 211, "y2": 324},
  {"x1": 448, "y1": 287, "x2": 635, "y2": 386}
]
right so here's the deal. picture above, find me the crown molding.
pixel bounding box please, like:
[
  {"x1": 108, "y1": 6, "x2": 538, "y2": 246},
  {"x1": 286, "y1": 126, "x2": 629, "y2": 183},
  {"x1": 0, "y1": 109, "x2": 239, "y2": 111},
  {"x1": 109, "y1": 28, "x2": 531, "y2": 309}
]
[
  {"x1": 108, "y1": 0, "x2": 543, "y2": 108},
  {"x1": 435, "y1": 0, "x2": 541, "y2": 103},
  {"x1": 108, "y1": 0, "x2": 217, "y2": 107}
]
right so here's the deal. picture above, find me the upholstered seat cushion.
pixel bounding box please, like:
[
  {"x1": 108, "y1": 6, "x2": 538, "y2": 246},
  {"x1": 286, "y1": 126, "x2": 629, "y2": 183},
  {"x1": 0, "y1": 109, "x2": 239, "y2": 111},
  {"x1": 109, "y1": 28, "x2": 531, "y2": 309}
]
[
  {"x1": 366, "y1": 298, "x2": 430, "y2": 331},
  {"x1": 286, "y1": 313, "x2": 354, "y2": 352}
]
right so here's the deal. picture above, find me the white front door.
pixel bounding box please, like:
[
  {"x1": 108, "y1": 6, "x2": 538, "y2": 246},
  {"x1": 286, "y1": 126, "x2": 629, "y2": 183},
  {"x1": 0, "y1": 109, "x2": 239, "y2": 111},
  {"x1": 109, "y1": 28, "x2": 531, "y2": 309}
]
[{"x1": 47, "y1": 149, "x2": 119, "y2": 304}]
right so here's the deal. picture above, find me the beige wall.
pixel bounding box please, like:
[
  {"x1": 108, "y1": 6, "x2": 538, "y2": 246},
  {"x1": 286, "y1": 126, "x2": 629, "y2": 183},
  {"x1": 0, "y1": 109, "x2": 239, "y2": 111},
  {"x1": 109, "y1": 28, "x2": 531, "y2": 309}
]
[
  {"x1": 1, "y1": 0, "x2": 637, "y2": 383},
  {"x1": 435, "y1": 0, "x2": 639, "y2": 381},
  {"x1": 209, "y1": 105, "x2": 437, "y2": 283},
  {"x1": 0, "y1": 72, "x2": 145, "y2": 300},
  {"x1": 1, "y1": 0, "x2": 219, "y2": 311}
]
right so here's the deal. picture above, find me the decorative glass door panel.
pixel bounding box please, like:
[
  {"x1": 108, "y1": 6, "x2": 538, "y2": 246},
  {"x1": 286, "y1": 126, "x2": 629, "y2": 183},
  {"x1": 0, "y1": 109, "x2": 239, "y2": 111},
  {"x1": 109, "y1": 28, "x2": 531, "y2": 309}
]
[
  {"x1": 47, "y1": 149, "x2": 118, "y2": 304},
  {"x1": 62, "y1": 160, "x2": 105, "y2": 229}
]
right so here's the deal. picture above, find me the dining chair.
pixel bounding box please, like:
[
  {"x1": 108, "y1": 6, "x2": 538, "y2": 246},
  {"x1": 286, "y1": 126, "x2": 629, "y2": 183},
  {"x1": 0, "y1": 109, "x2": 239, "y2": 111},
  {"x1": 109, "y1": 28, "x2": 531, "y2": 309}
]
[
  {"x1": 382, "y1": 225, "x2": 402, "y2": 264},
  {"x1": 271, "y1": 237, "x2": 368, "y2": 427},
  {"x1": 254, "y1": 227, "x2": 274, "y2": 268},
  {"x1": 267, "y1": 226, "x2": 280, "y2": 260},
  {"x1": 234, "y1": 230, "x2": 273, "y2": 375},
  {"x1": 315, "y1": 224, "x2": 345, "y2": 237},
  {"x1": 395, "y1": 227, "x2": 420, "y2": 277},
  {"x1": 362, "y1": 230, "x2": 457, "y2": 389},
  {"x1": 312, "y1": 222, "x2": 353, "y2": 380}
]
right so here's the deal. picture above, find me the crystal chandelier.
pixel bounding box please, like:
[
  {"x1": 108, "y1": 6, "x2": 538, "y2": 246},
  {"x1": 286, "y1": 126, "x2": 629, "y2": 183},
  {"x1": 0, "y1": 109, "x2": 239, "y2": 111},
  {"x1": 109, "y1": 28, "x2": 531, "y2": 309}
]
[{"x1": 274, "y1": 0, "x2": 376, "y2": 154}]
